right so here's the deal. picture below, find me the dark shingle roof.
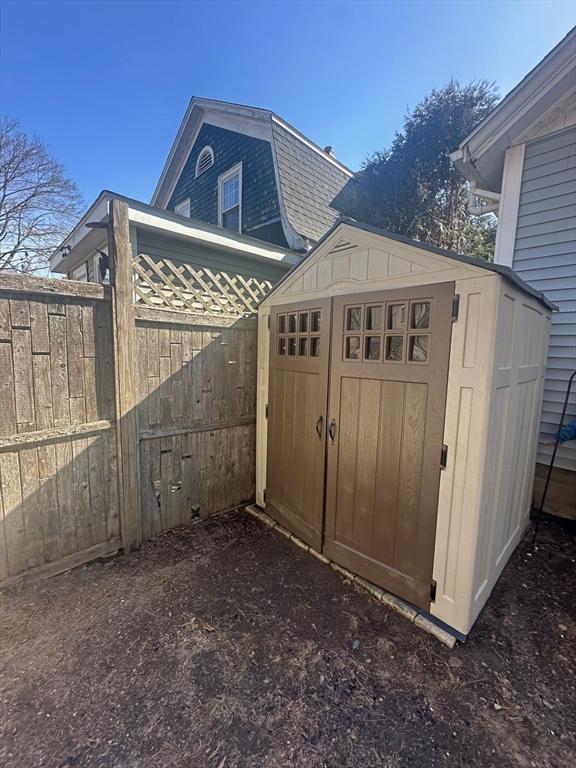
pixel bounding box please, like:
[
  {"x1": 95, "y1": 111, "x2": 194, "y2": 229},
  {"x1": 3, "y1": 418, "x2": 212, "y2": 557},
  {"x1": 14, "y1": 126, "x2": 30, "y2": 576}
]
[{"x1": 271, "y1": 121, "x2": 354, "y2": 243}]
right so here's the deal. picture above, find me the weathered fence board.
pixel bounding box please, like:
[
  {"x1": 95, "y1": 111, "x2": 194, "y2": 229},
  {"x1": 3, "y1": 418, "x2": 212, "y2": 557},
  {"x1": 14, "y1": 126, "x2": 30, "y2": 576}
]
[
  {"x1": 0, "y1": 221, "x2": 261, "y2": 586},
  {"x1": 135, "y1": 311, "x2": 257, "y2": 534},
  {"x1": 0, "y1": 280, "x2": 120, "y2": 584}
]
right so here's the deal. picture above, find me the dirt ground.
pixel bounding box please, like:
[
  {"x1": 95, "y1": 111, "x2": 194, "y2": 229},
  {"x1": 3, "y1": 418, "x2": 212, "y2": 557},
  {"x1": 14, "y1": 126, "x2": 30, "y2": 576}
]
[{"x1": 1, "y1": 510, "x2": 574, "y2": 768}]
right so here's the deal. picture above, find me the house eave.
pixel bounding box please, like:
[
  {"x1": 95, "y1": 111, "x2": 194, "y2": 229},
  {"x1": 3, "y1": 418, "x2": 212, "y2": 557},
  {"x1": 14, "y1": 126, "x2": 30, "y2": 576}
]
[
  {"x1": 451, "y1": 27, "x2": 576, "y2": 192},
  {"x1": 50, "y1": 191, "x2": 301, "y2": 275}
]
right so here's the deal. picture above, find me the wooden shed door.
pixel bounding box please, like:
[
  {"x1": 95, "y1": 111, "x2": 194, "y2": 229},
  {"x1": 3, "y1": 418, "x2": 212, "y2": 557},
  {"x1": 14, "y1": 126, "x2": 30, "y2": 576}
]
[
  {"x1": 324, "y1": 283, "x2": 454, "y2": 608},
  {"x1": 266, "y1": 299, "x2": 331, "y2": 549}
]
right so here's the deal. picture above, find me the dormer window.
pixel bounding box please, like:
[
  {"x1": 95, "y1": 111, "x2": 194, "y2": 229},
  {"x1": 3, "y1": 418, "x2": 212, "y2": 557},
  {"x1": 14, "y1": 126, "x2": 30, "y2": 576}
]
[
  {"x1": 218, "y1": 163, "x2": 242, "y2": 233},
  {"x1": 195, "y1": 146, "x2": 214, "y2": 177},
  {"x1": 174, "y1": 198, "x2": 190, "y2": 217}
]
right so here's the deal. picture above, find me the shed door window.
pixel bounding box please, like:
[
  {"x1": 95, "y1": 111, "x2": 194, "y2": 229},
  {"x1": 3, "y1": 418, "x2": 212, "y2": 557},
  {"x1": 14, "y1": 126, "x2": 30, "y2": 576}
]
[{"x1": 219, "y1": 164, "x2": 242, "y2": 233}]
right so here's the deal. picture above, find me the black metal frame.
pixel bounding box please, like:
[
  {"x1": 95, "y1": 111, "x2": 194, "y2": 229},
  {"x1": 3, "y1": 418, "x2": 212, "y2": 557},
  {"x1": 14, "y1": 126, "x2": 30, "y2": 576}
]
[{"x1": 533, "y1": 370, "x2": 576, "y2": 541}]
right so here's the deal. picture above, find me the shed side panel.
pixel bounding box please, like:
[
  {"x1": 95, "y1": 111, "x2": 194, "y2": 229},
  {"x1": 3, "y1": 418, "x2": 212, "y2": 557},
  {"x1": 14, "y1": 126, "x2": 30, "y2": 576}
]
[{"x1": 469, "y1": 283, "x2": 550, "y2": 628}]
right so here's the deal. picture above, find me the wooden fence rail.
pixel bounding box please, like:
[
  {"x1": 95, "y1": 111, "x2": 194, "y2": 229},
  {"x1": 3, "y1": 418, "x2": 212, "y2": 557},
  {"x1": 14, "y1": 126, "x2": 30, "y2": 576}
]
[{"x1": 0, "y1": 201, "x2": 258, "y2": 587}]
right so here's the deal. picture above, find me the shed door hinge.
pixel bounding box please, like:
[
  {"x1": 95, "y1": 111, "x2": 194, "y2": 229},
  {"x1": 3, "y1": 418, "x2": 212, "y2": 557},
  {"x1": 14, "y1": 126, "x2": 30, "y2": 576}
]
[
  {"x1": 430, "y1": 579, "x2": 437, "y2": 602},
  {"x1": 267, "y1": 315, "x2": 270, "y2": 329},
  {"x1": 265, "y1": 404, "x2": 269, "y2": 419},
  {"x1": 451, "y1": 294, "x2": 460, "y2": 322},
  {"x1": 263, "y1": 489, "x2": 267, "y2": 502},
  {"x1": 440, "y1": 444, "x2": 448, "y2": 470}
]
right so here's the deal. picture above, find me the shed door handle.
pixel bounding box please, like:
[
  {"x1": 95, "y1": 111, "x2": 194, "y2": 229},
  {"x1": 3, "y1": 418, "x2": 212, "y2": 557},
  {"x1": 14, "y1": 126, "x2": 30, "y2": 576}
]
[
  {"x1": 328, "y1": 418, "x2": 337, "y2": 445},
  {"x1": 315, "y1": 415, "x2": 323, "y2": 439}
]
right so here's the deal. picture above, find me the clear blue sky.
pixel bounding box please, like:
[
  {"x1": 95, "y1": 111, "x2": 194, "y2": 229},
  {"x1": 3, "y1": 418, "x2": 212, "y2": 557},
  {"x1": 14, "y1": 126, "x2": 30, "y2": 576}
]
[{"x1": 1, "y1": 0, "x2": 574, "y2": 207}]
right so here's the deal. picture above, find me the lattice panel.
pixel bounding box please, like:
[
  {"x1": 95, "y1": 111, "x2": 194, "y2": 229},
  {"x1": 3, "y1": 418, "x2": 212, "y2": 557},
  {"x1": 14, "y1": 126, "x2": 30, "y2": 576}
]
[{"x1": 132, "y1": 253, "x2": 273, "y2": 317}]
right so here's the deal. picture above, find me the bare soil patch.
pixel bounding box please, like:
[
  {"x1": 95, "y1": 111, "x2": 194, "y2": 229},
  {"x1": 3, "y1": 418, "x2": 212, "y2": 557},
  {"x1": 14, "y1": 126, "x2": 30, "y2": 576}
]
[{"x1": 1, "y1": 510, "x2": 574, "y2": 768}]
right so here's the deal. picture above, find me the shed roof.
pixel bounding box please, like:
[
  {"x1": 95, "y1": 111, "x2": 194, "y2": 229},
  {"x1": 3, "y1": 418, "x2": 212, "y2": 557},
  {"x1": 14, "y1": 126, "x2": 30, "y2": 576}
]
[{"x1": 262, "y1": 218, "x2": 557, "y2": 311}]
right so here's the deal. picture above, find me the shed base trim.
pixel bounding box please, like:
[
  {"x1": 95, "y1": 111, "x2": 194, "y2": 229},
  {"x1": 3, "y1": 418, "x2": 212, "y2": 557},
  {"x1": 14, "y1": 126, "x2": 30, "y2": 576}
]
[{"x1": 245, "y1": 505, "x2": 459, "y2": 648}]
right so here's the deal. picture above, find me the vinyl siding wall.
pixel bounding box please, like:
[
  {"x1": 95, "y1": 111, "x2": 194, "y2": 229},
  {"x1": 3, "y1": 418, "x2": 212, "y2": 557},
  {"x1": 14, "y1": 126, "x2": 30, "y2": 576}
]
[
  {"x1": 136, "y1": 230, "x2": 289, "y2": 285},
  {"x1": 512, "y1": 128, "x2": 576, "y2": 472}
]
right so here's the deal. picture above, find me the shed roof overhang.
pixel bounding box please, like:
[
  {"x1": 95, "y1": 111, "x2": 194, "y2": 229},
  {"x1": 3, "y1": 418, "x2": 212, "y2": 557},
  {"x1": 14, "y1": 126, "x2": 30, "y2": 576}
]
[
  {"x1": 450, "y1": 28, "x2": 576, "y2": 192},
  {"x1": 260, "y1": 218, "x2": 557, "y2": 312},
  {"x1": 50, "y1": 191, "x2": 301, "y2": 275}
]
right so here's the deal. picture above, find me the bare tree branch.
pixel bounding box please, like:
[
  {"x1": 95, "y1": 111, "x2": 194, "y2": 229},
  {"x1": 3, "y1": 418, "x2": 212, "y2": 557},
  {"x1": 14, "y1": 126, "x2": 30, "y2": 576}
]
[{"x1": 0, "y1": 118, "x2": 84, "y2": 273}]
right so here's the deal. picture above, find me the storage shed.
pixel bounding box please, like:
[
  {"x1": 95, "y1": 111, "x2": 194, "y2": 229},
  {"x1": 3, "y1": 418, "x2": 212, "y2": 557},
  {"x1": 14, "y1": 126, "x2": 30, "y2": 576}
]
[{"x1": 255, "y1": 219, "x2": 555, "y2": 636}]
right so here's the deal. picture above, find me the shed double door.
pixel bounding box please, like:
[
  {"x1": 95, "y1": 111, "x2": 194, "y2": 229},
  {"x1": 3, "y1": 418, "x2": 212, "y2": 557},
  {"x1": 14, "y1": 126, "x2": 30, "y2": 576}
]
[{"x1": 266, "y1": 283, "x2": 454, "y2": 608}]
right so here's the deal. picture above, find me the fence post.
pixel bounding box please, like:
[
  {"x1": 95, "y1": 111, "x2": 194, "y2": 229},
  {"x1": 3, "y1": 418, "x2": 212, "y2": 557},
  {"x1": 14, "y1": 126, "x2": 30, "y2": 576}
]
[{"x1": 110, "y1": 199, "x2": 141, "y2": 552}]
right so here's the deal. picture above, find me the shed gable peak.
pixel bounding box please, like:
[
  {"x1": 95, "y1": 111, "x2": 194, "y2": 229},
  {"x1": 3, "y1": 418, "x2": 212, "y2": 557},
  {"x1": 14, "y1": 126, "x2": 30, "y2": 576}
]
[{"x1": 264, "y1": 226, "x2": 481, "y2": 305}]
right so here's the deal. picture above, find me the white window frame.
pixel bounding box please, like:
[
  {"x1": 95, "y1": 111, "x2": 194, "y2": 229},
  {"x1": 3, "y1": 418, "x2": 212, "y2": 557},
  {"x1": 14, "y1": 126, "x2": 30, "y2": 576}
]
[
  {"x1": 195, "y1": 145, "x2": 214, "y2": 178},
  {"x1": 218, "y1": 162, "x2": 242, "y2": 233},
  {"x1": 69, "y1": 261, "x2": 89, "y2": 282},
  {"x1": 174, "y1": 198, "x2": 191, "y2": 218}
]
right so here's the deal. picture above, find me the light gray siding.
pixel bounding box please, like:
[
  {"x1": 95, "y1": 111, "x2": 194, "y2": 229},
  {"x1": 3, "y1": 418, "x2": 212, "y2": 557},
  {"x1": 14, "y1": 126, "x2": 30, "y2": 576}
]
[
  {"x1": 513, "y1": 128, "x2": 576, "y2": 471},
  {"x1": 136, "y1": 230, "x2": 289, "y2": 284}
]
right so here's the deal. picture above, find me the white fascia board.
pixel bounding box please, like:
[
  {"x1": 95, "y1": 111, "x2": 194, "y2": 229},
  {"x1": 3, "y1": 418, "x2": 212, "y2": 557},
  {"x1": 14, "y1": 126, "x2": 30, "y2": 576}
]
[
  {"x1": 128, "y1": 207, "x2": 299, "y2": 266},
  {"x1": 452, "y1": 29, "x2": 576, "y2": 173},
  {"x1": 52, "y1": 191, "x2": 300, "y2": 275},
  {"x1": 49, "y1": 192, "x2": 111, "y2": 272},
  {"x1": 151, "y1": 98, "x2": 196, "y2": 207}
]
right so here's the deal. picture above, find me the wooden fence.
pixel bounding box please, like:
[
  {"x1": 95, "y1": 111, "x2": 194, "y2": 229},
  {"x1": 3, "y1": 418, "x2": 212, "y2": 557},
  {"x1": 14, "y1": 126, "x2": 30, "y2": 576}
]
[{"x1": 0, "y1": 200, "x2": 257, "y2": 587}]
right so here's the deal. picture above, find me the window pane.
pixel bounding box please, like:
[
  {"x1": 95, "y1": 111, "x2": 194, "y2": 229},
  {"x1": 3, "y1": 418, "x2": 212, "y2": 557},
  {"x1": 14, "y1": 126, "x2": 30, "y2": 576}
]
[
  {"x1": 311, "y1": 310, "x2": 321, "y2": 333},
  {"x1": 223, "y1": 172, "x2": 240, "y2": 210},
  {"x1": 299, "y1": 312, "x2": 309, "y2": 333},
  {"x1": 387, "y1": 303, "x2": 406, "y2": 330},
  {"x1": 278, "y1": 337, "x2": 286, "y2": 355},
  {"x1": 278, "y1": 314, "x2": 286, "y2": 334},
  {"x1": 345, "y1": 336, "x2": 361, "y2": 360},
  {"x1": 409, "y1": 335, "x2": 429, "y2": 362},
  {"x1": 299, "y1": 337, "x2": 308, "y2": 357},
  {"x1": 366, "y1": 305, "x2": 383, "y2": 330},
  {"x1": 288, "y1": 338, "x2": 297, "y2": 356},
  {"x1": 346, "y1": 307, "x2": 362, "y2": 331},
  {"x1": 222, "y1": 206, "x2": 240, "y2": 232},
  {"x1": 385, "y1": 336, "x2": 403, "y2": 361},
  {"x1": 411, "y1": 302, "x2": 431, "y2": 329},
  {"x1": 365, "y1": 336, "x2": 381, "y2": 360},
  {"x1": 310, "y1": 337, "x2": 320, "y2": 357},
  {"x1": 288, "y1": 313, "x2": 297, "y2": 333}
]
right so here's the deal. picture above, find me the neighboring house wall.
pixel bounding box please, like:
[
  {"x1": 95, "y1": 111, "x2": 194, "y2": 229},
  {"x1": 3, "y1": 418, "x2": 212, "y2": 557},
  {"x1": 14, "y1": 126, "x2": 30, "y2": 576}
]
[
  {"x1": 167, "y1": 123, "x2": 287, "y2": 247},
  {"x1": 271, "y1": 121, "x2": 353, "y2": 242},
  {"x1": 136, "y1": 229, "x2": 288, "y2": 285},
  {"x1": 508, "y1": 127, "x2": 576, "y2": 473}
]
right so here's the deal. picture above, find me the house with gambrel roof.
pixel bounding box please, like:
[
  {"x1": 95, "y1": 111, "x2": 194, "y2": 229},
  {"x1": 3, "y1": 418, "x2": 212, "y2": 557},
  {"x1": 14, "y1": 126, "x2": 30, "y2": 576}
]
[
  {"x1": 50, "y1": 99, "x2": 354, "y2": 290},
  {"x1": 151, "y1": 97, "x2": 355, "y2": 252}
]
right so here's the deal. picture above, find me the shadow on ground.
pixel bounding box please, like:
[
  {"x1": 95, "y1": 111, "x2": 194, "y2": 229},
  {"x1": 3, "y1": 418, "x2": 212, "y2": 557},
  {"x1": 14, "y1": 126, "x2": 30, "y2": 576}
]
[{"x1": 0, "y1": 510, "x2": 574, "y2": 768}]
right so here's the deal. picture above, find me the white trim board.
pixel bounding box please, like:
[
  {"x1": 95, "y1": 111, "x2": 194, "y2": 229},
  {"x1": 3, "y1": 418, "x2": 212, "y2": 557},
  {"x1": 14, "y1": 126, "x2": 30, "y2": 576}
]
[
  {"x1": 50, "y1": 191, "x2": 300, "y2": 274},
  {"x1": 493, "y1": 143, "x2": 526, "y2": 268}
]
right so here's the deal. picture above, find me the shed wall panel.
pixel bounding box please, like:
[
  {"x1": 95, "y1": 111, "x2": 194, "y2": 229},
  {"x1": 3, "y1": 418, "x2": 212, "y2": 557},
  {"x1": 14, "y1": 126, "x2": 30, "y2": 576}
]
[{"x1": 468, "y1": 284, "x2": 550, "y2": 628}]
